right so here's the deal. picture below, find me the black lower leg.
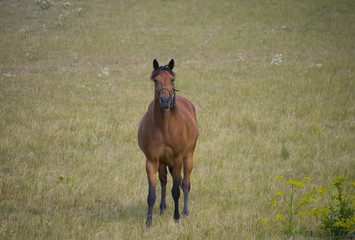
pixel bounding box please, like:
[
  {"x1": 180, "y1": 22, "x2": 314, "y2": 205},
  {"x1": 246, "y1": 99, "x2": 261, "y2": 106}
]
[
  {"x1": 146, "y1": 183, "x2": 156, "y2": 227},
  {"x1": 160, "y1": 182, "x2": 166, "y2": 215},
  {"x1": 172, "y1": 180, "x2": 180, "y2": 222},
  {"x1": 182, "y1": 185, "x2": 190, "y2": 217}
]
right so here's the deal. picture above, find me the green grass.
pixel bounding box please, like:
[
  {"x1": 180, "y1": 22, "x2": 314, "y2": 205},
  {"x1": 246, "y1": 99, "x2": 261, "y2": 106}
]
[{"x1": 1, "y1": 0, "x2": 354, "y2": 239}]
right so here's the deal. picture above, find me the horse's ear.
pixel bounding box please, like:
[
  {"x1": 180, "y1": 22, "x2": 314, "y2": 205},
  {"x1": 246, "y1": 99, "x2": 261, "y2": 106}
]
[
  {"x1": 153, "y1": 59, "x2": 159, "y2": 70},
  {"x1": 168, "y1": 59, "x2": 174, "y2": 70}
]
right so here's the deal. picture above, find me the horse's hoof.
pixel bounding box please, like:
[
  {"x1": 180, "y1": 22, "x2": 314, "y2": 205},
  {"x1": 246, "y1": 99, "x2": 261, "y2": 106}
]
[
  {"x1": 160, "y1": 204, "x2": 166, "y2": 215},
  {"x1": 182, "y1": 210, "x2": 189, "y2": 218},
  {"x1": 146, "y1": 216, "x2": 152, "y2": 228},
  {"x1": 174, "y1": 213, "x2": 180, "y2": 223}
]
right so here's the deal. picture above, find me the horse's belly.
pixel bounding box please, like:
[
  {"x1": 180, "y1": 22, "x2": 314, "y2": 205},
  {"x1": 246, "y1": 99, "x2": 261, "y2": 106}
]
[{"x1": 160, "y1": 146, "x2": 175, "y2": 167}]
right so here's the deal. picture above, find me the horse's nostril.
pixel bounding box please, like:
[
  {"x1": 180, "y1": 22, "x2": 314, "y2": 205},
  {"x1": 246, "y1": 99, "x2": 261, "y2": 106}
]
[{"x1": 161, "y1": 95, "x2": 169, "y2": 103}]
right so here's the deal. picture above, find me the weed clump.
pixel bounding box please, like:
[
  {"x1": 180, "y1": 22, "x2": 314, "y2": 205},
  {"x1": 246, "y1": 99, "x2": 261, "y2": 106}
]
[
  {"x1": 263, "y1": 170, "x2": 355, "y2": 239},
  {"x1": 311, "y1": 170, "x2": 355, "y2": 238},
  {"x1": 263, "y1": 176, "x2": 314, "y2": 235}
]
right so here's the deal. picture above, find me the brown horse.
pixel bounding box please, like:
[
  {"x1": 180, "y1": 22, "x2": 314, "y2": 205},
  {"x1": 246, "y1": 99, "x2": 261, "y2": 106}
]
[{"x1": 138, "y1": 59, "x2": 198, "y2": 227}]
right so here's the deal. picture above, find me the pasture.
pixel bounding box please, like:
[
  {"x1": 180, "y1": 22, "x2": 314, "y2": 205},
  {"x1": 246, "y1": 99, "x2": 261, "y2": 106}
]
[{"x1": 1, "y1": 0, "x2": 354, "y2": 239}]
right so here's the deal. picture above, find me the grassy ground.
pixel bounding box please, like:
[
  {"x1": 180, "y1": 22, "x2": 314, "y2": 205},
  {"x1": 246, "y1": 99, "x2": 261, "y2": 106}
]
[{"x1": 1, "y1": 0, "x2": 354, "y2": 239}]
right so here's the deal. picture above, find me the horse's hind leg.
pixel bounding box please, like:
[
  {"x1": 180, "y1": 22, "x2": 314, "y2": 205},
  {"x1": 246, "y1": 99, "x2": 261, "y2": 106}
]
[
  {"x1": 146, "y1": 159, "x2": 157, "y2": 228},
  {"x1": 182, "y1": 153, "x2": 193, "y2": 217},
  {"x1": 158, "y1": 164, "x2": 167, "y2": 215}
]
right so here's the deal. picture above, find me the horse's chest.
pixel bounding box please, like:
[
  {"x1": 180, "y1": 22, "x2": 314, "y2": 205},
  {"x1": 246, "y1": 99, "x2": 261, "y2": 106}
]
[
  {"x1": 157, "y1": 134, "x2": 182, "y2": 155},
  {"x1": 153, "y1": 133, "x2": 183, "y2": 164},
  {"x1": 161, "y1": 146, "x2": 175, "y2": 166}
]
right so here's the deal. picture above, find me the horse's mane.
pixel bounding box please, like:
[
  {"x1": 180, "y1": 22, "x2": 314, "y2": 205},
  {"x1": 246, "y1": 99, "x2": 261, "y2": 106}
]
[{"x1": 150, "y1": 65, "x2": 176, "y2": 80}]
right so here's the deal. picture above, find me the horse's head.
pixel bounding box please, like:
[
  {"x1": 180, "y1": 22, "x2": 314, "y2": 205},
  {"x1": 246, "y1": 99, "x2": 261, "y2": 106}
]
[{"x1": 151, "y1": 59, "x2": 177, "y2": 111}]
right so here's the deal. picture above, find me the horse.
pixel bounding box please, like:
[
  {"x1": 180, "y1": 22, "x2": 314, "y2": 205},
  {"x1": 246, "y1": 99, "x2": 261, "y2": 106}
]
[{"x1": 138, "y1": 59, "x2": 198, "y2": 227}]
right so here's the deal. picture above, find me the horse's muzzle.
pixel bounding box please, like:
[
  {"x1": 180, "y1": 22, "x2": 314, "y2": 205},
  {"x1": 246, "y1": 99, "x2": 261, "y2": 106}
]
[
  {"x1": 156, "y1": 87, "x2": 175, "y2": 111},
  {"x1": 159, "y1": 94, "x2": 171, "y2": 111}
]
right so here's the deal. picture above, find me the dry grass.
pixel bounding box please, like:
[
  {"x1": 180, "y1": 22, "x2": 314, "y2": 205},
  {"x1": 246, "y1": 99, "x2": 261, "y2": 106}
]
[{"x1": 1, "y1": 0, "x2": 354, "y2": 239}]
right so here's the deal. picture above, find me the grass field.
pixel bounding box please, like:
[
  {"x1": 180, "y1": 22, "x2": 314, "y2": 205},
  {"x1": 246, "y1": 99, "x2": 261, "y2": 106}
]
[{"x1": 1, "y1": 0, "x2": 354, "y2": 239}]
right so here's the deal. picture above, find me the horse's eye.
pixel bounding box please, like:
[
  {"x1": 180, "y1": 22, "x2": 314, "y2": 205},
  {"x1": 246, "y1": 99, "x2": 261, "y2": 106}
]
[{"x1": 171, "y1": 78, "x2": 175, "y2": 82}]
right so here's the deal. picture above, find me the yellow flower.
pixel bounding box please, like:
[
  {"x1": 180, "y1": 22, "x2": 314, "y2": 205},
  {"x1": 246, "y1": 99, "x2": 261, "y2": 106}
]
[
  {"x1": 333, "y1": 221, "x2": 346, "y2": 228},
  {"x1": 286, "y1": 181, "x2": 305, "y2": 188},
  {"x1": 298, "y1": 211, "x2": 310, "y2": 216},
  {"x1": 318, "y1": 188, "x2": 328, "y2": 193},
  {"x1": 310, "y1": 207, "x2": 318, "y2": 213},
  {"x1": 274, "y1": 192, "x2": 284, "y2": 197},
  {"x1": 268, "y1": 201, "x2": 278, "y2": 206},
  {"x1": 276, "y1": 176, "x2": 284, "y2": 179},
  {"x1": 275, "y1": 214, "x2": 285, "y2": 221},
  {"x1": 304, "y1": 177, "x2": 312, "y2": 181},
  {"x1": 260, "y1": 218, "x2": 270, "y2": 224}
]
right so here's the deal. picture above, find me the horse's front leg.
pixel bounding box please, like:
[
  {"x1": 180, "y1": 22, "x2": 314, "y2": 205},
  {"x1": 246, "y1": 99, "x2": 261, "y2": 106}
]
[
  {"x1": 171, "y1": 159, "x2": 182, "y2": 222},
  {"x1": 158, "y1": 164, "x2": 167, "y2": 215},
  {"x1": 146, "y1": 159, "x2": 157, "y2": 228}
]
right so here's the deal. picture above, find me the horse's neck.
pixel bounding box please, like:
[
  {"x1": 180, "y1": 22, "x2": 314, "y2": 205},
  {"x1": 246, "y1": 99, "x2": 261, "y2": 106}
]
[{"x1": 152, "y1": 100, "x2": 173, "y2": 131}]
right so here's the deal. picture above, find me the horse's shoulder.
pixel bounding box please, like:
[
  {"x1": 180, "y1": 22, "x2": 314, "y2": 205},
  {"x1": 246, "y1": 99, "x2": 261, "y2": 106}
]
[
  {"x1": 147, "y1": 100, "x2": 154, "y2": 111},
  {"x1": 175, "y1": 96, "x2": 196, "y2": 116},
  {"x1": 142, "y1": 101, "x2": 154, "y2": 118},
  {"x1": 139, "y1": 101, "x2": 154, "y2": 130},
  {"x1": 175, "y1": 96, "x2": 194, "y2": 108}
]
